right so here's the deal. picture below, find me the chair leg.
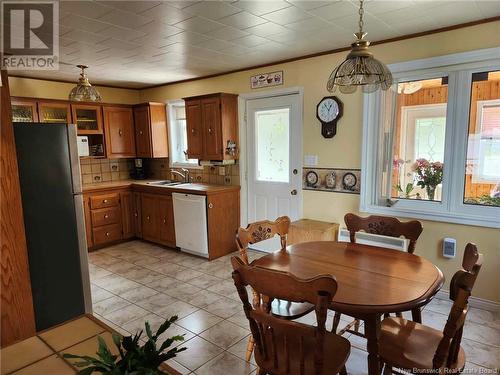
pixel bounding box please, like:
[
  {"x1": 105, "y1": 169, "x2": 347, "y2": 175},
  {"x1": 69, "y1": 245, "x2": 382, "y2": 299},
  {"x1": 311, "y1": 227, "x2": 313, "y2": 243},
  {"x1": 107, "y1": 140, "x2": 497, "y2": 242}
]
[
  {"x1": 332, "y1": 312, "x2": 341, "y2": 333},
  {"x1": 339, "y1": 365, "x2": 348, "y2": 375},
  {"x1": 383, "y1": 312, "x2": 390, "y2": 319},
  {"x1": 246, "y1": 335, "x2": 255, "y2": 362},
  {"x1": 383, "y1": 363, "x2": 392, "y2": 375},
  {"x1": 411, "y1": 307, "x2": 422, "y2": 323},
  {"x1": 395, "y1": 312, "x2": 403, "y2": 318},
  {"x1": 353, "y1": 318, "x2": 360, "y2": 332}
]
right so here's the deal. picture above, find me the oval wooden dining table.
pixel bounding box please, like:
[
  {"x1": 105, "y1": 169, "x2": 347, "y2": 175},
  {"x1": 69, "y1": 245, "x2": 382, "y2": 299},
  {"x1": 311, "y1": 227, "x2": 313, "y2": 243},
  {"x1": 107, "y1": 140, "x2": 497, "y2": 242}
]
[{"x1": 253, "y1": 240, "x2": 444, "y2": 375}]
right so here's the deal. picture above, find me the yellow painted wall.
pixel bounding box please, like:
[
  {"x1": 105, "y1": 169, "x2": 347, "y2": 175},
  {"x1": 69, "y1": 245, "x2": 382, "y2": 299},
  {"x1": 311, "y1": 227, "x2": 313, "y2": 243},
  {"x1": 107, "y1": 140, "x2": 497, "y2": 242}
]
[
  {"x1": 8, "y1": 76, "x2": 140, "y2": 104},
  {"x1": 141, "y1": 21, "x2": 500, "y2": 302}
]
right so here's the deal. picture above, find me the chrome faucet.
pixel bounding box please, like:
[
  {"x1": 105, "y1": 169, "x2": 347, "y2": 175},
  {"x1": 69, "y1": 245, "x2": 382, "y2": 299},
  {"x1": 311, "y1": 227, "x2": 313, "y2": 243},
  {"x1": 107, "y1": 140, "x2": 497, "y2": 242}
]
[{"x1": 170, "y1": 168, "x2": 190, "y2": 183}]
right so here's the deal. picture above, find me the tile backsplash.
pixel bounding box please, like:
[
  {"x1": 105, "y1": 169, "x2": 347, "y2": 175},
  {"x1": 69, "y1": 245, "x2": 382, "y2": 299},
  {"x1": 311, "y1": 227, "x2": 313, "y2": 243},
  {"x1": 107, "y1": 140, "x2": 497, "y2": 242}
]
[
  {"x1": 80, "y1": 158, "x2": 133, "y2": 184},
  {"x1": 80, "y1": 157, "x2": 240, "y2": 186},
  {"x1": 146, "y1": 158, "x2": 240, "y2": 186}
]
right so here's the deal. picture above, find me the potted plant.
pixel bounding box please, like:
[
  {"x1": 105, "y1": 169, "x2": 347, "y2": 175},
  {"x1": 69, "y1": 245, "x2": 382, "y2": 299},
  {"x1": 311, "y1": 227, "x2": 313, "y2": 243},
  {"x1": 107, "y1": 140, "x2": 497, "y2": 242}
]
[
  {"x1": 411, "y1": 158, "x2": 444, "y2": 201},
  {"x1": 63, "y1": 316, "x2": 186, "y2": 375},
  {"x1": 393, "y1": 158, "x2": 415, "y2": 198}
]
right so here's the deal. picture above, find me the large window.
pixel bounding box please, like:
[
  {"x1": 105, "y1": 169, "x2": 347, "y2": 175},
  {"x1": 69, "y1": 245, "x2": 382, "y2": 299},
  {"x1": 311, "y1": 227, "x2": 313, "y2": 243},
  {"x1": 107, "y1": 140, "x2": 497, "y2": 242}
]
[
  {"x1": 167, "y1": 101, "x2": 199, "y2": 168},
  {"x1": 464, "y1": 72, "x2": 500, "y2": 206},
  {"x1": 361, "y1": 49, "x2": 500, "y2": 228}
]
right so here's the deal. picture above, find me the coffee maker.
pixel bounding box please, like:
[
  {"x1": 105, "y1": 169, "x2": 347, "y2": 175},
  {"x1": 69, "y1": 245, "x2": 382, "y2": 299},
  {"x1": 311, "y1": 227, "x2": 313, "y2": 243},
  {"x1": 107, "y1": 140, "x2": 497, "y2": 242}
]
[{"x1": 130, "y1": 158, "x2": 146, "y2": 180}]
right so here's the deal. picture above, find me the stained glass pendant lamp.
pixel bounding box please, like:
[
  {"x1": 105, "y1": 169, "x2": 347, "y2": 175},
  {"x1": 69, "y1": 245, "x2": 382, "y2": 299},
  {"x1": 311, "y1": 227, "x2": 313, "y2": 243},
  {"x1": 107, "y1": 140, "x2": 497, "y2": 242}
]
[
  {"x1": 327, "y1": 0, "x2": 393, "y2": 94},
  {"x1": 68, "y1": 65, "x2": 102, "y2": 102}
]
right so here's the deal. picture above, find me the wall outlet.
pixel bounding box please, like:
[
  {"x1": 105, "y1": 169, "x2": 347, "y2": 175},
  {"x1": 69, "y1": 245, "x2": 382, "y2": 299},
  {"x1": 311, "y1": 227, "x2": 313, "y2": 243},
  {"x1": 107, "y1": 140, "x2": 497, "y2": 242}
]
[
  {"x1": 218, "y1": 166, "x2": 226, "y2": 176},
  {"x1": 304, "y1": 155, "x2": 318, "y2": 166},
  {"x1": 442, "y1": 238, "x2": 457, "y2": 258}
]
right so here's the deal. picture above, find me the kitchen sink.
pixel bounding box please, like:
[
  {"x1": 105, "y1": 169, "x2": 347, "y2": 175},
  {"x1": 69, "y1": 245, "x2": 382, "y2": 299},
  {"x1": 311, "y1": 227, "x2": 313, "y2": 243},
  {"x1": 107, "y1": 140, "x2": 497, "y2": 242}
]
[{"x1": 146, "y1": 180, "x2": 183, "y2": 186}]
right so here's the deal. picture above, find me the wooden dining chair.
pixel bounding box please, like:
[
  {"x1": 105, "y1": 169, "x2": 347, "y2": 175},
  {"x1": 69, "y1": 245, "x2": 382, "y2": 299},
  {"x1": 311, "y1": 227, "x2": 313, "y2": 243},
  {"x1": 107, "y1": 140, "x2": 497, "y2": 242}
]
[
  {"x1": 332, "y1": 213, "x2": 424, "y2": 336},
  {"x1": 236, "y1": 216, "x2": 315, "y2": 361},
  {"x1": 379, "y1": 243, "x2": 483, "y2": 374},
  {"x1": 231, "y1": 256, "x2": 351, "y2": 375}
]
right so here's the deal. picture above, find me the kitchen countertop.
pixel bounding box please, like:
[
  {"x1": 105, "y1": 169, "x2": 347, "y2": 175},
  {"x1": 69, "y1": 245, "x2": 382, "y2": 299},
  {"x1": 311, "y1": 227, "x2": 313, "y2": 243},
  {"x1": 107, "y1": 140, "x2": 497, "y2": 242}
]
[{"x1": 82, "y1": 179, "x2": 240, "y2": 195}]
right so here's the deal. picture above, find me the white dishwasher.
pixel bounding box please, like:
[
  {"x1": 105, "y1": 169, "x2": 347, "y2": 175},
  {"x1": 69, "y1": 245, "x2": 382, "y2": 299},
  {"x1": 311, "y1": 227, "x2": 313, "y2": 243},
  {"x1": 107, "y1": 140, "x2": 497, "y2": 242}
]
[{"x1": 172, "y1": 193, "x2": 209, "y2": 258}]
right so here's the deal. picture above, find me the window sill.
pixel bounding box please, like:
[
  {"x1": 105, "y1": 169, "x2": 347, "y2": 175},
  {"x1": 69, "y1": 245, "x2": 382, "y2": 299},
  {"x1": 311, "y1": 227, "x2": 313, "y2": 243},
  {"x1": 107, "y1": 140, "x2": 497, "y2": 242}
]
[
  {"x1": 360, "y1": 203, "x2": 500, "y2": 229},
  {"x1": 170, "y1": 162, "x2": 203, "y2": 170}
]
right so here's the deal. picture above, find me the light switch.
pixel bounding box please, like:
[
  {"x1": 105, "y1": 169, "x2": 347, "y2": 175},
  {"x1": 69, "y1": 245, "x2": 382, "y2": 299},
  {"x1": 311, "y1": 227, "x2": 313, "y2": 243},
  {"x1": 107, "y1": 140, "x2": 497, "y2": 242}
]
[
  {"x1": 218, "y1": 166, "x2": 226, "y2": 176},
  {"x1": 304, "y1": 155, "x2": 318, "y2": 166}
]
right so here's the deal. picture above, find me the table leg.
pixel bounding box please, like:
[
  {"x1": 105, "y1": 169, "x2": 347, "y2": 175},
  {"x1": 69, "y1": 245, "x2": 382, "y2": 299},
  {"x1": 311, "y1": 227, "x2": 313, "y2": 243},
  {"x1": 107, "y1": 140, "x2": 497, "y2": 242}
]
[
  {"x1": 364, "y1": 314, "x2": 382, "y2": 375},
  {"x1": 411, "y1": 307, "x2": 422, "y2": 323}
]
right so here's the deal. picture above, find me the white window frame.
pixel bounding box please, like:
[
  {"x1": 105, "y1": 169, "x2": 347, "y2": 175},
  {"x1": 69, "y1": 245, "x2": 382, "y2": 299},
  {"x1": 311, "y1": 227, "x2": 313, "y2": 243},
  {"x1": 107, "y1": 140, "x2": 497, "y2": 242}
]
[
  {"x1": 360, "y1": 47, "x2": 500, "y2": 228},
  {"x1": 472, "y1": 98, "x2": 500, "y2": 183},
  {"x1": 166, "y1": 100, "x2": 202, "y2": 170}
]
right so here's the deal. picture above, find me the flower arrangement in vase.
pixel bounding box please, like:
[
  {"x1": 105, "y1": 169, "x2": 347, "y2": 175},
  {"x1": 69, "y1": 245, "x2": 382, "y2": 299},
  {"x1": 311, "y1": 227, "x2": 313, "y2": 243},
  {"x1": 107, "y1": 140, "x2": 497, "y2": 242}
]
[{"x1": 411, "y1": 158, "x2": 444, "y2": 201}]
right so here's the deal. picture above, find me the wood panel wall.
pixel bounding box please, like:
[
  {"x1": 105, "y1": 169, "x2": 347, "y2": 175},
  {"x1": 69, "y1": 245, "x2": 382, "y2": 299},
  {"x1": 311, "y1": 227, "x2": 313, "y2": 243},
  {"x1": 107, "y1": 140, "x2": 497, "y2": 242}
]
[{"x1": 1, "y1": 69, "x2": 36, "y2": 347}]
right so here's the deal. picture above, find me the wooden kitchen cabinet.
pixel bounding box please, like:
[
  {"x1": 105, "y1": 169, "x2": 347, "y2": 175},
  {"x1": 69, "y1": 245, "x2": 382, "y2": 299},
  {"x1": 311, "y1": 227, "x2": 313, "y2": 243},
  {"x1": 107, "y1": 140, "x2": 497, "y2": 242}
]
[
  {"x1": 133, "y1": 103, "x2": 168, "y2": 158},
  {"x1": 185, "y1": 99, "x2": 203, "y2": 159},
  {"x1": 83, "y1": 190, "x2": 125, "y2": 249},
  {"x1": 83, "y1": 184, "x2": 239, "y2": 257},
  {"x1": 120, "y1": 190, "x2": 135, "y2": 240},
  {"x1": 206, "y1": 190, "x2": 240, "y2": 259},
  {"x1": 133, "y1": 192, "x2": 142, "y2": 238},
  {"x1": 103, "y1": 106, "x2": 136, "y2": 158},
  {"x1": 11, "y1": 99, "x2": 38, "y2": 122},
  {"x1": 158, "y1": 196, "x2": 175, "y2": 247},
  {"x1": 71, "y1": 104, "x2": 103, "y2": 135},
  {"x1": 184, "y1": 93, "x2": 238, "y2": 161},
  {"x1": 38, "y1": 101, "x2": 71, "y2": 123},
  {"x1": 141, "y1": 193, "x2": 159, "y2": 242},
  {"x1": 140, "y1": 193, "x2": 175, "y2": 247}
]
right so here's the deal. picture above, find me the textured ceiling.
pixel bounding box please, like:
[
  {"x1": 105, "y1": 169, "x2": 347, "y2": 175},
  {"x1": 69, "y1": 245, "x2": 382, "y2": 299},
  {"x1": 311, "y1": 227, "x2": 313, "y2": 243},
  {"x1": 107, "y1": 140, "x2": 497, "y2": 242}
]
[{"x1": 9, "y1": 0, "x2": 500, "y2": 88}]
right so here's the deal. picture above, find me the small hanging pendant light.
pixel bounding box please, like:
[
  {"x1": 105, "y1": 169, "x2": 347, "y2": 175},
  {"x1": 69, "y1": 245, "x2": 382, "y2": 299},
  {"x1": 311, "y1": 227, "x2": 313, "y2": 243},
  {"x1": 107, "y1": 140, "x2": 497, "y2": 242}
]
[
  {"x1": 68, "y1": 65, "x2": 102, "y2": 102},
  {"x1": 327, "y1": 0, "x2": 393, "y2": 94}
]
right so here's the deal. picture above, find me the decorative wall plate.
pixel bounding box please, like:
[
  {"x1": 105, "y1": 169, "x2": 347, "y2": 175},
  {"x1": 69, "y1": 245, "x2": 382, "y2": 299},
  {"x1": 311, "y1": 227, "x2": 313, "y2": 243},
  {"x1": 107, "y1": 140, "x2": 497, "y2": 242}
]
[
  {"x1": 342, "y1": 172, "x2": 357, "y2": 191},
  {"x1": 305, "y1": 170, "x2": 319, "y2": 187},
  {"x1": 302, "y1": 168, "x2": 361, "y2": 194},
  {"x1": 325, "y1": 171, "x2": 336, "y2": 188}
]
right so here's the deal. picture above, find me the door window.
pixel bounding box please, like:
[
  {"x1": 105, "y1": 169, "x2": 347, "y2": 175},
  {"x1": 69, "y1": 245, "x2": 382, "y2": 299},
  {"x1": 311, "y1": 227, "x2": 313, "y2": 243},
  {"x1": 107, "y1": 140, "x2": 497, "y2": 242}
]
[{"x1": 255, "y1": 108, "x2": 290, "y2": 183}]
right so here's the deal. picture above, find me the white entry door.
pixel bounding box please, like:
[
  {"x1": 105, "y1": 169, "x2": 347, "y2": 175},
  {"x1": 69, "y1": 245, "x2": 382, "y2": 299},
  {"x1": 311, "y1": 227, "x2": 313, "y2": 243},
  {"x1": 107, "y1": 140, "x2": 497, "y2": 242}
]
[{"x1": 246, "y1": 94, "x2": 302, "y2": 252}]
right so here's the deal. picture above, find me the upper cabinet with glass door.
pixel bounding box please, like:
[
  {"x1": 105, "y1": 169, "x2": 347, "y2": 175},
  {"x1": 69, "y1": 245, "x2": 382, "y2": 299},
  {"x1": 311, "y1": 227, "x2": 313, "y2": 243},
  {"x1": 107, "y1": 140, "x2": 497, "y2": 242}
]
[
  {"x1": 12, "y1": 99, "x2": 38, "y2": 123},
  {"x1": 71, "y1": 104, "x2": 103, "y2": 135},
  {"x1": 38, "y1": 101, "x2": 71, "y2": 123}
]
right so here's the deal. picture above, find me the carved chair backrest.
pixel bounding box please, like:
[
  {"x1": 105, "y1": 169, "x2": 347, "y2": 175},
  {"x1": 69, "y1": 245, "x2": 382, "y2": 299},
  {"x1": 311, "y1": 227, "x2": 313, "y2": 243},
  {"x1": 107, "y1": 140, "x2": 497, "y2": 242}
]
[
  {"x1": 433, "y1": 243, "x2": 483, "y2": 369},
  {"x1": 236, "y1": 216, "x2": 291, "y2": 264},
  {"x1": 344, "y1": 213, "x2": 423, "y2": 253},
  {"x1": 231, "y1": 257, "x2": 337, "y2": 375}
]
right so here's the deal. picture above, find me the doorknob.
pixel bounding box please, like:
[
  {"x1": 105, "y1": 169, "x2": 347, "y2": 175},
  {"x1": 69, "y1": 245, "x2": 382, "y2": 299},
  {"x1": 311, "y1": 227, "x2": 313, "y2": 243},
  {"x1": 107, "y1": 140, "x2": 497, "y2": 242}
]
[{"x1": 290, "y1": 189, "x2": 297, "y2": 195}]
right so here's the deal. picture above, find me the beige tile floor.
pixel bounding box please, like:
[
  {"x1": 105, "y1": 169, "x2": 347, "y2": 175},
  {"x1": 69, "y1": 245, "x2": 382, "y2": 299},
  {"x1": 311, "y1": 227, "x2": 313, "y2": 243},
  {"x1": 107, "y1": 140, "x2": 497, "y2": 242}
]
[{"x1": 89, "y1": 240, "x2": 500, "y2": 375}]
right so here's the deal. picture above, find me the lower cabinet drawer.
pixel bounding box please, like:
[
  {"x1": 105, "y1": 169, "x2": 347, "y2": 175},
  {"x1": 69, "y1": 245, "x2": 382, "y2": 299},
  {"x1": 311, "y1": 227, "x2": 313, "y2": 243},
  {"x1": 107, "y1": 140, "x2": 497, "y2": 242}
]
[
  {"x1": 93, "y1": 224, "x2": 122, "y2": 245},
  {"x1": 91, "y1": 207, "x2": 121, "y2": 227},
  {"x1": 90, "y1": 193, "x2": 120, "y2": 209}
]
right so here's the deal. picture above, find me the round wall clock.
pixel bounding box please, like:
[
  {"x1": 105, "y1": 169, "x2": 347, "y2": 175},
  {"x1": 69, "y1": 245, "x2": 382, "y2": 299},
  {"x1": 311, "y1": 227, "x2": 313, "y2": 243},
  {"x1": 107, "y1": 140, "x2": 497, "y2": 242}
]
[
  {"x1": 305, "y1": 170, "x2": 319, "y2": 187},
  {"x1": 342, "y1": 172, "x2": 357, "y2": 190},
  {"x1": 316, "y1": 96, "x2": 343, "y2": 138}
]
